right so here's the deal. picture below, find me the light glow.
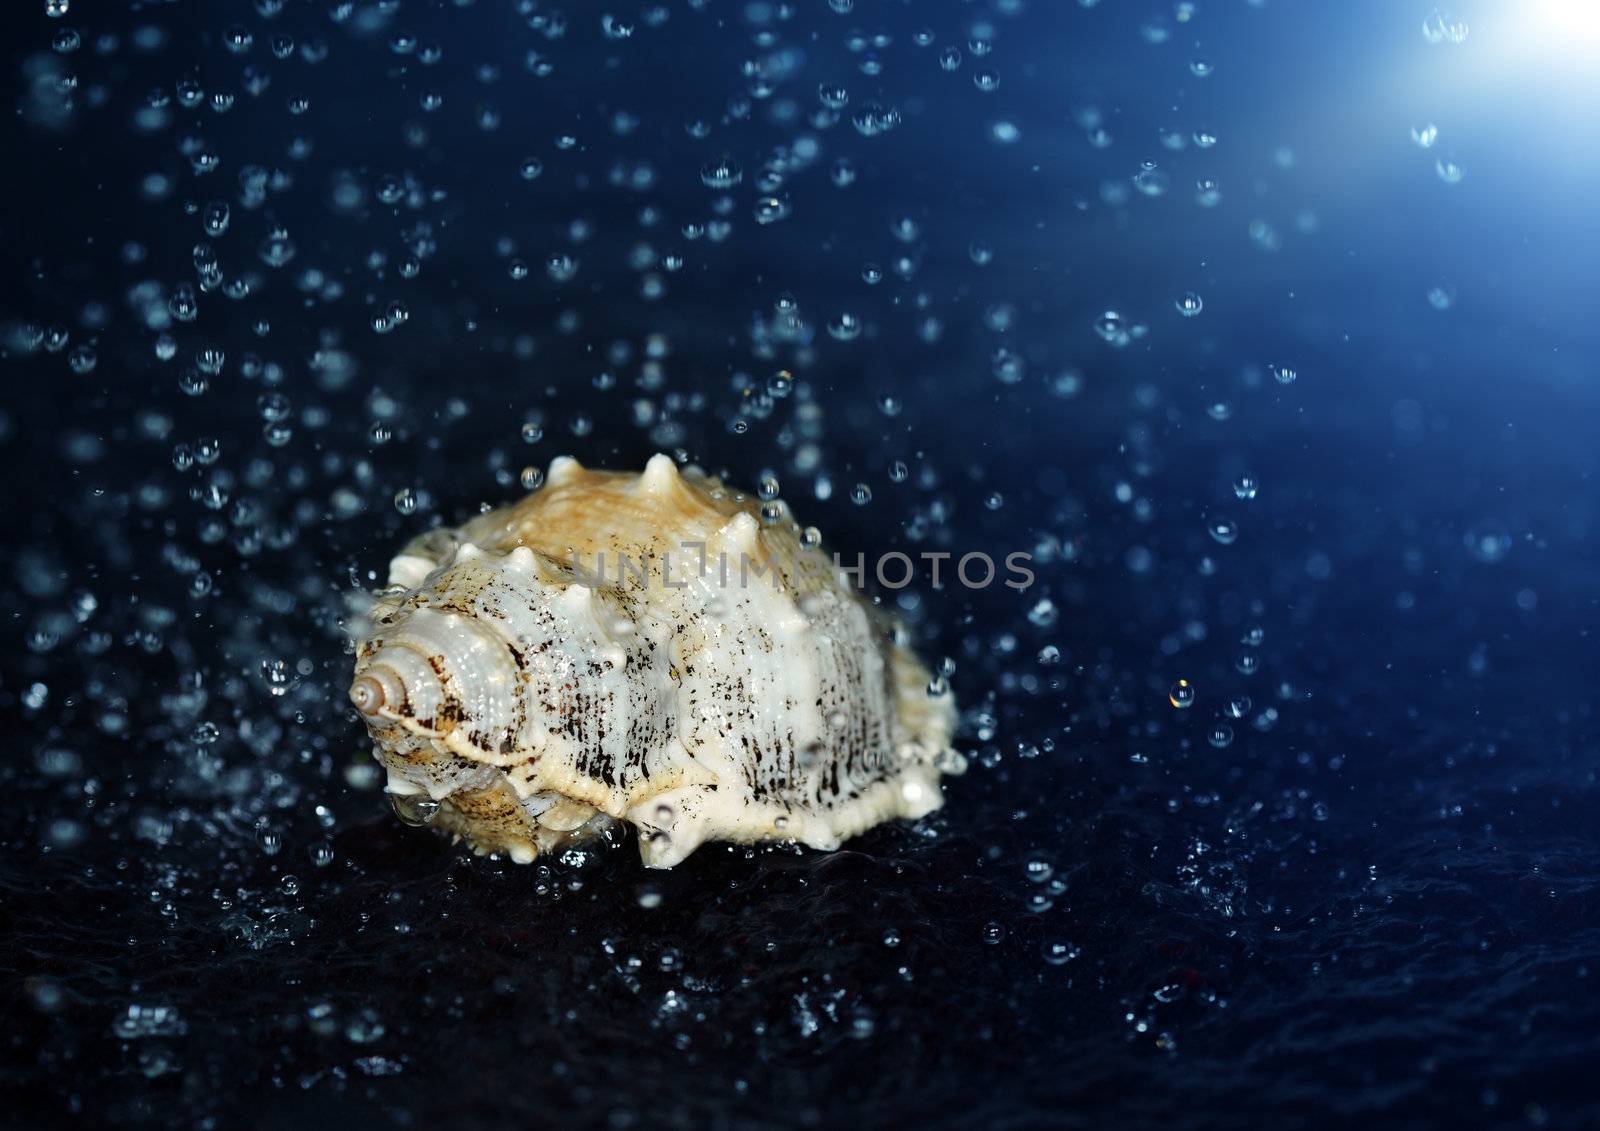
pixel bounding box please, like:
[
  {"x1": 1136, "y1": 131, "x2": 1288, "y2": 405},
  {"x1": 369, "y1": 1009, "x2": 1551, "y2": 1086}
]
[{"x1": 1517, "y1": 0, "x2": 1600, "y2": 52}]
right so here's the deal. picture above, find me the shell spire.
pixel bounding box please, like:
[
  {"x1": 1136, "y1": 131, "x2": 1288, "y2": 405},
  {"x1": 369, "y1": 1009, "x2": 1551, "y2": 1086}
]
[
  {"x1": 546, "y1": 454, "x2": 585, "y2": 487},
  {"x1": 713, "y1": 511, "x2": 762, "y2": 558},
  {"x1": 635, "y1": 452, "x2": 683, "y2": 496}
]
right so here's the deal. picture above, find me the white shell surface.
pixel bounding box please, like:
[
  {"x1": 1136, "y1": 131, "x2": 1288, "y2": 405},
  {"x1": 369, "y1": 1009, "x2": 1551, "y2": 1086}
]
[{"x1": 350, "y1": 454, "x2": 961, "y2": 868}]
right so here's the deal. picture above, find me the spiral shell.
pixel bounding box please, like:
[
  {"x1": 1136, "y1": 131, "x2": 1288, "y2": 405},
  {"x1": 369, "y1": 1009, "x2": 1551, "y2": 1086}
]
[{"x1": 349, "y1": 453, "x2": 961, "y2": 868}]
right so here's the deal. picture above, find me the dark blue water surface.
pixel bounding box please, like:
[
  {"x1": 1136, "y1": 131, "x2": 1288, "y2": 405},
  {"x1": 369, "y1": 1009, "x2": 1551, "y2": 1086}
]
[{"x1": 3, "y1": 1, "x2": 1599, "y2": 1127}]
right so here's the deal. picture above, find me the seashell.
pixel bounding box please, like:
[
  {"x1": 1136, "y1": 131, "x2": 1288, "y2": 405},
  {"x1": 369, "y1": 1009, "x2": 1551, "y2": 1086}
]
[{"x1": 349, "y1": 453, "x2": 962, "y2": 868}]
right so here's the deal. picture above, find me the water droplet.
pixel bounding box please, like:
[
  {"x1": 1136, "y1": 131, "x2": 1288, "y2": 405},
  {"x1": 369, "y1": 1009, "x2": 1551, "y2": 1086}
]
[
  {"x1": 818, "y1": 82, "x2": 848, "y2": 109},
  {"x1": 1133, "y1": 162, "x2": 1170, "y2": 197},
  {"x1": 1464, "y1": 523, "x2": 1512, "y2": 564},
  {"x1": 1094, "y1": 310, "x2": 1127, "y2": 345},
  {"x1": 258, "y1": 230, "x2": 296, "y2": 268},
  {"x1": 1208, "y1": 516, "x2": 1239, "y2": 545},
  {"x1": 255, "y1": 822, "x2": 283, "y2": 856},
  {"x1": 546, "y1": 252, "x2": 578, "y2": 283},
  {"x1": 389, "y1": 794, "x2": 440, "y2": 827},
  {"x1": 1042, "y1": 940, "x2": 1080, "y2": 965},
  {"x1": 828, "y1": 312, "x2": 862, "y2": 341},
  {"x1": 203, "y1": 201, "x2": 230, "y2": 236},
  {"x1": 1169, "y1": 680, "x2": 1195, "y2": 709},
  {"x1": 1052, "y1": 369, "x2": 1084, "y2": 398},
  {"x1": 753, "y1": 195, "x2": 791, "y2": 225},
  {"x1": 992, "y1": 348, "x2": 1025, "y2": 385},
  {"x1": 700, "y1": 157, "x2": 742, "y2": 189},
  {"x1": 850, "y1": 101, "x2": 900, "y2": 136},
  {"x1": 345, "y1": 1008, "x2": 385, "y2": 1044},
  {"x1": 260, "y1": 658, "x2": 292, "y2": 696},
  {"x1": 1233, "y1": 475, "x2": 1258, "y2": 500},
  {"x1": 1175, "y1": 291, "x2": 1204, "y2": 317},
  {"x1": 1422, "y1": 8, "x2": 1469, "y2": 45}
]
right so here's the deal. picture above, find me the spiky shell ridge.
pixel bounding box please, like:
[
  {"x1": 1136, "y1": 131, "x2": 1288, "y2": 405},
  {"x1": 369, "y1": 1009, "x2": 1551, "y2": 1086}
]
[{"x1": 350, "y1": 453, "x2": 961, "y2": 868}]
